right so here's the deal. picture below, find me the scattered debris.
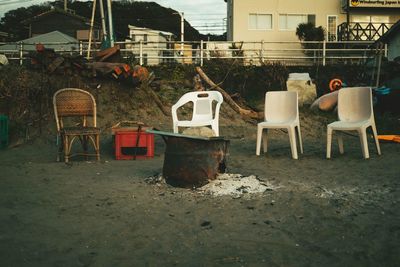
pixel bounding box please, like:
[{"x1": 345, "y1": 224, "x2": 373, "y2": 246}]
[
  {"x1": 143, "y1": 173, "x2": 279, "y2": 198},
  {"x1": 200, "y1": 220, "x2": 212, "y2": 229},
  {"x1": 144, "y1": 174, "x2": 164, "y2": 184},
  {"x1": 28, "y1": 44, "x2": 150, "y2": 87},
  {"x1": 95, "y1": 45, "x2": 121, "y2": 62}
]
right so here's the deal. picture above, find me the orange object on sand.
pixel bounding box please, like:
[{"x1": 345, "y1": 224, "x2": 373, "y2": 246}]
[
  {"x1": 377, "y1": 135, "x2": 400, "y2": 143},
  {"x1": 329, "y1": 78, "x2": 343, "y2": 92}
]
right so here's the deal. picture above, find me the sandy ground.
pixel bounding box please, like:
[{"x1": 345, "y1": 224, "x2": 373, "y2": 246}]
[{"x1": 1, "y1": 111, "x2": 400, "y2": 267}]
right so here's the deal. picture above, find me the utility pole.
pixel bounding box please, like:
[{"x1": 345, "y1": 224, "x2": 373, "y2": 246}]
[
  {"x1": 178, "y1": 12, "x2": 184, "y2": 56},
  {"x1": 64, "y1": 0, "x2": 67, "y2": 11}
]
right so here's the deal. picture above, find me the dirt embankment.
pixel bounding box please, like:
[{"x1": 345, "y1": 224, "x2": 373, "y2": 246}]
[{"x1": 0, "y1": 64, "x2": 400, "y2": 266}]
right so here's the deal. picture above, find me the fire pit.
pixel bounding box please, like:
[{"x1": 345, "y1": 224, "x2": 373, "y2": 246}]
[{"x1": 147, "y1": 130, "x2": 229, "y2": 188}]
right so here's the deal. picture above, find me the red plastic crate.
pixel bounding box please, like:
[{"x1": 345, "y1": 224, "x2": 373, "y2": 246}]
[{"x1": 115, "y1": 131, "x2": 154, "y2": 160}]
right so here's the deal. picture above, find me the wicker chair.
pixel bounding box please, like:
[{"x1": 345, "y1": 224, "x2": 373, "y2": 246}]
[{"x1": 53, "y1": 88, "x2": 100, "y2": 162}]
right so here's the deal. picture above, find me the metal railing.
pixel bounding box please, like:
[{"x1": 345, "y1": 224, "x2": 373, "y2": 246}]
[{"x1": 0, "y1": 40, "x2": 384, "y2": 67}]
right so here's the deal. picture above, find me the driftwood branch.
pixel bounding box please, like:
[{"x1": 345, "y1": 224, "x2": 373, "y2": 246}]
[
  {"x1": 141, "y1": 85, "x2": 171, "y2": 116},
  {"x1": 196, "y1": 67, "x2": 263, "y2": 120},
  {"x1": 140, "y1": 73, "x2": 171, "y2": 116}
]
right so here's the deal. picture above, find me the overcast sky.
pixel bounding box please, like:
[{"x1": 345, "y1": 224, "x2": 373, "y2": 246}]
[{"x1": 0, "y1": 0, "x2": 227, "y2": 34}]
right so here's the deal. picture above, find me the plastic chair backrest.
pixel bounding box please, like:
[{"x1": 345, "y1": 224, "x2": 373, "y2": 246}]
[
  {"x1": 338, "y1": 87, "x2": 372, "y2": 123},
  {"x1": 264, "y1": 91, "x2": 298, "y2": 122},
  {"x1": 178, "y1": 91, "x2": 223, "y2": 121}
]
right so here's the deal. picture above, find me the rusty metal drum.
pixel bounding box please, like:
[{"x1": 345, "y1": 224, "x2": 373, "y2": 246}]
[{"x1": 148, "y1": 130, "x2": 229, "y2": 188}]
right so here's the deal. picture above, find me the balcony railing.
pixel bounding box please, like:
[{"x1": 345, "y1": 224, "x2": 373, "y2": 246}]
[{"x1": 338, "y1": 22, "x2": 393, "y2": 41}]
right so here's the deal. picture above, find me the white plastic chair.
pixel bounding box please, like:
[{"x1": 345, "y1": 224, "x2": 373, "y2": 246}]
[
  {"x1": 326, "y1": 87, "x2": 381, "y2": 159},
  {"x1": 172, "y1": 91, "x2": 223, "y2": 136},
  {"x1": 256, "y1": 91, "x2": 303, "y2": 159}
]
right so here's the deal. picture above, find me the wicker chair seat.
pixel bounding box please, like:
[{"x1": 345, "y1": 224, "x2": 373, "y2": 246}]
[{"x1": 61, "y1": 126, "x2": 100, "y2": 135}]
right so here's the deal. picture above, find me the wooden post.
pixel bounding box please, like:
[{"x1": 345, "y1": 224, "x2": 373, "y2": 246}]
[{"x1": 87, "y1": 0, "x2": 97, "y2": 60}]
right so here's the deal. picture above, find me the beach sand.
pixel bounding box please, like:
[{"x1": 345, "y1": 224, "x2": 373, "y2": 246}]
[{"x1": 1, "y1": 108, "x2": 399, "y2": 266}]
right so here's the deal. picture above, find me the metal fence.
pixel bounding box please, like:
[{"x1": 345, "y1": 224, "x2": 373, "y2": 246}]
[{"x1": 0, "y1": 40, "x2": 385, "y2": 66}]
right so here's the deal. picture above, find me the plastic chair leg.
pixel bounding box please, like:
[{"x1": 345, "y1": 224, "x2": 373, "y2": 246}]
[
  {"x1": 256, "y1": 125, "x2": 263, "y2": 156},
  {"x1": 262, "y1": 129, "x2": 268, "y2": 153},
  {"x1": 212, "y1": 122, "x2": 219, "y2": 136},
  {"x1": 359, "y1": 129, "x2": 370, "y2": 159},
  {"x1": 327, "y1": 127, "x2": 333, "y2": 159},
  {"x1": 338, "y1": 132, "x2": 344, "y2": 154},
  {"x1": 296, "y1": 125, "x2": 303, "y2": 154},
  {"x1": 371, "y1": 124, "x2": 381, "y2": 155},
  {"x1": 173, "y1": 124, "x2": 179, "y2": 134},
  {"x1": 288, "y1": 127, "x2": 298, "y2": 159}
]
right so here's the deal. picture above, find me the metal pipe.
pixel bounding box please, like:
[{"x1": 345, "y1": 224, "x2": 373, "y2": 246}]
[
  {"x1": 107, "y1": 0, "x2": 114, "y2": 47},
  {"x1": 98, "y1": 0, "x2": 108, "y2": 39}
]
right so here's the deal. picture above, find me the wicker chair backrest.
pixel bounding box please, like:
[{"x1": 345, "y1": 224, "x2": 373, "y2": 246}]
[{"x1": 54, "y1": 89, "x2": 95, "y2": 116}]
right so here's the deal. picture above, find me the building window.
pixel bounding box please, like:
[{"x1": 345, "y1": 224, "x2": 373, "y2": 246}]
[
  {"x1": 76, "y1": 29, "x2": 100, "y2": 41},
  {"x1": 143, "y1": 53, "x2": 148, "y2": 66},
  {"x1": 351, "y1": 15, "x2": 389, "y2": 25},
  {"x1": 248, "y1": 14, "x2": 272, "y2": 30},
  {"x1": 279, "y1": 14, "x2": 315, "y2": 30},
  {"x1": 327, "y1": 15, "x2": 337, "y2": 41}
]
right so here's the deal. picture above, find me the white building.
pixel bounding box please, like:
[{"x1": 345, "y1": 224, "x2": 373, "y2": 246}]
[
  {"x1": 225, "y1": 0, "x2": 400, "y2": 42},
  {"x1": 126, "y1": 25, "x2": 175, "y2": 65}
]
